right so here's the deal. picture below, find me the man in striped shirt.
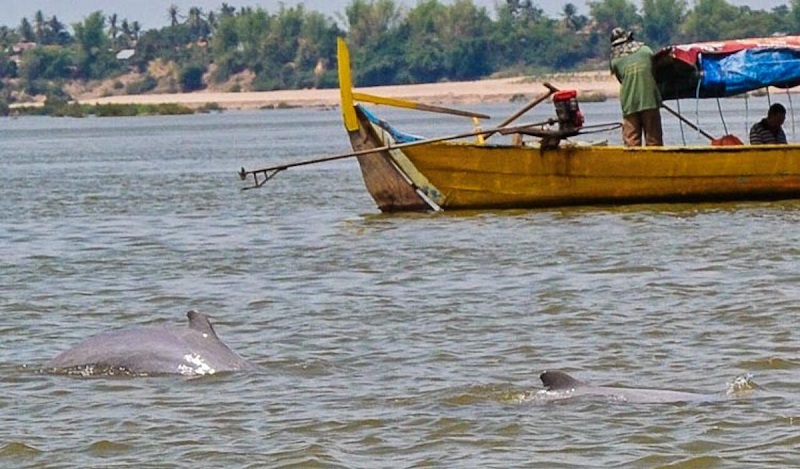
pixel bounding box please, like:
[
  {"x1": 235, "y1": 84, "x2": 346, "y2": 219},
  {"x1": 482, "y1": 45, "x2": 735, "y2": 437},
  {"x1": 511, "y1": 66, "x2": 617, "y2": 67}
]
[{"x1": 749, "y1": 103, "x2": 787, "y2": 145}]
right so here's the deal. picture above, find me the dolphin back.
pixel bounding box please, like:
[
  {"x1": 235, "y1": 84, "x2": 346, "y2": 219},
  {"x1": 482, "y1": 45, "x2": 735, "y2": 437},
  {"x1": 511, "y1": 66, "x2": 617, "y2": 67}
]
[
  {"x1": 540, "y1": 370, "x2": 583, "y2": 390},
  {"x1": 538, "y1": 370, "x2": 721, "y2": 404},
  {"x1": 46, "y1": 310, "x2": 254, "y2": 376}
]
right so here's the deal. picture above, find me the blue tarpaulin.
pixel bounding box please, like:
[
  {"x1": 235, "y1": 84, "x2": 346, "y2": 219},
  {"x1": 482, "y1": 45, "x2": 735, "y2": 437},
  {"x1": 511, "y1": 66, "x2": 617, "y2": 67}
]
[{"x1": 700, "y1": 48, "x2": 800, "y2": 97}]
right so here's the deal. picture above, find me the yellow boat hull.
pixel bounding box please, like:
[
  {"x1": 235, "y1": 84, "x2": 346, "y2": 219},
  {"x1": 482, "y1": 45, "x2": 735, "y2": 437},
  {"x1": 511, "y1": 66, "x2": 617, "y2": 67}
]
[
  {"x1": 399, "y1": 141, "x2": 800, "y2": 209},
  {"x1": 348, "y1": 104, "x2": 800, "y2": 210}
]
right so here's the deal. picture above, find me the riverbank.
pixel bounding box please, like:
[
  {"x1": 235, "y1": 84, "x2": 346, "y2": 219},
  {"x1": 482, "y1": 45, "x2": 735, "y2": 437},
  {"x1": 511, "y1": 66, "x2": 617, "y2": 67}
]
[{"x1": 72, "y1": 71, "x2": 619, "y2": 110}]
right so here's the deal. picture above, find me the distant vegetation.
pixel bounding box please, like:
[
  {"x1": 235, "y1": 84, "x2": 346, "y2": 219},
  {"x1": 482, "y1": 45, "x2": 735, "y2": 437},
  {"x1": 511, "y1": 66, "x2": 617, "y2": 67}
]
[
  {"x1": 1, "y1": 0, "x2": 799, "y2": 115},
  {"x1": 12, "y1": 99, "x2": 200, "y2": 117}
]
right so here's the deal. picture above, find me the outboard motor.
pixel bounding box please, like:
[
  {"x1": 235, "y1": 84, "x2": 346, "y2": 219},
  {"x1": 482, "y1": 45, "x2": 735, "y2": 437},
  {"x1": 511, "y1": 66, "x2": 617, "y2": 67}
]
[{"x1": 552, "y1": 90, "x2": 584, "y2": 134}]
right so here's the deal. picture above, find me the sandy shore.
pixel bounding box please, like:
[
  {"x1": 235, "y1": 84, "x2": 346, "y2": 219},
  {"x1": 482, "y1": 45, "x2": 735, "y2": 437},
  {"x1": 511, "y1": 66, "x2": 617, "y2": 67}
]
[{"x1": 76, "y1": 71, "x2": 619, "y2": 110}]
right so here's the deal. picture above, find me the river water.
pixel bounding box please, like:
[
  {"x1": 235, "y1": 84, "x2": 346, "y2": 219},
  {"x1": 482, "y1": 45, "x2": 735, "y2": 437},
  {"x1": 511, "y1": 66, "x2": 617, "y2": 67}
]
[{"x1": 1, "y1": 98, "x2": 799, "y2": 468}]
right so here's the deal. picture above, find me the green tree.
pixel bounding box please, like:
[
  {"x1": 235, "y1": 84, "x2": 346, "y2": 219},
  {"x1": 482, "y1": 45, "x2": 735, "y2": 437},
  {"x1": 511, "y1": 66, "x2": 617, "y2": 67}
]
[
  {"x1": 168, "y1": 4, "x2": 180, "y2": 27},
  {"x1": 220, "y1": 3, "x2": 236, "y2": 17},
  {"x1": 48, "y1": 16, "x2": 71, "y2": 45},
  {"x1": 132, "y1": 21, "x2": 141, "y2": 41},
  {"x1": 440, "y1": 0, "x2": 492, "y2": 79},
  {"x1": 187, "y1": 7, "x2": 210, "y2": 39},
  {"x1": 343, "y1": 0, "x2": 403, "y2": 50},
  {"x1": 19, "y1": 46, "x2": 75, "y2": 81},
  {"x1": 295, "y1": 11, "x2": 342, "y2": 87},
  {"x1": 209, "y1": 16, "x2": 241, "y2": 81},
  {"x1": 19, "y1": 18, "x2": 35, "y2": 42},
  {"x1": 72, "y1": 11, "x2": 117, "y2": 79},
  {"x1": 404, "y1": 0, "x2": 492, "y2": 82},
  {"x1": 792, "y1": 0, "x2": 800, "y2": 31},
  {"x1": 588, "y1": 0, "x2": 640, "y2": 37},
  {"x1": 770, "y1": 5, "x2": 793, "y2": 34},
  {"x1": 0, "y1": 52, "x2": 18, "y2": 79},
  {"x1": 404, "y1": 0, "x2": 449, "y2": 82},
  {"x1": 108, "y1": 13, "x2": 119, "y2": 46},
  {"x1": 561, "y1": 3, "x2": 588, "y2": 31},
  {"x1": 681, "y1": 0, "x2": 740, "y2": 41},
  {"x1": 722, "y1": 6, "x2": 785, "y2": 39},
  {"x1": 343, "y1": 0, "x2": 408, "y2": 85},
  {"x1": 492, "y1": 1, "x2": 583, "y2": 71},
  {"x1": 179, "y1": 62, "x2": 206, "y2": 91},
  {"x1": 34, "y1": 11, "x2": 46, "y2": 43},
  {"x1": 119, "y1": 19, "x2": 132, "y2": 48},
  {"x1": 254, "y1": 6, "x2": 309, "y2": 89},
  {"x1": 642, "y1": 0, "x2": 685, "y2": 47}
]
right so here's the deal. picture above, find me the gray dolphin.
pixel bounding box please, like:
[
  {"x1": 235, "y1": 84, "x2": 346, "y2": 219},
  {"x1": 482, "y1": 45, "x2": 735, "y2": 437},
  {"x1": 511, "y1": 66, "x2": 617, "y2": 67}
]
[
  {"x1": 47, "y1": 310, "x2": 255, "y2": 376},
  {"x1": 539, "y1": 370, "x2": 741, "y2": 404}
]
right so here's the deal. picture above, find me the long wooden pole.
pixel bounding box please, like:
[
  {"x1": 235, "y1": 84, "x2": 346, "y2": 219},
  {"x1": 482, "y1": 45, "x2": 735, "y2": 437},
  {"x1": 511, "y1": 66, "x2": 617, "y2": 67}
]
[
  {"x1": 351, "y1": 92, "x2": 490, "y2": 119},
  {"x1": 239, "y1": 119, "x2": 553, "y2": 189},
  {"x1": 662, "y1": 103, "x2": 715, "y2": 140},
  {"x1": 483, "y1": 82, "x2": 560, "y2": 141}
]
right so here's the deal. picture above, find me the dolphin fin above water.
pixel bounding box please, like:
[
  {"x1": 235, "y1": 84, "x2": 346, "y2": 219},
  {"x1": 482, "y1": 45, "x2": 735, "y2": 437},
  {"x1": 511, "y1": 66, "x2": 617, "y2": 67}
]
[
  {"x1": 540, "y1": 370, "x2": 583, "y2": 391},
  {"x1": 46, "y1": 310, "x2": 255, "y2": 377},
  {"x1": 187, "y1": 309, "x2": 218, "y2": 337},
  {"x1": 538, "y1": 370, "x2": 748, "y2": 404}
]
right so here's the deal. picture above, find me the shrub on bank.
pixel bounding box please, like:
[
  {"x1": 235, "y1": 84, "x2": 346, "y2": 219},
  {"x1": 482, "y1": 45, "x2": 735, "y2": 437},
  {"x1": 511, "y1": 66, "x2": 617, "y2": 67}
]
[
  {"x1": 126, "y1": 75, "x2": 158, "y2": 95},
  {"x1": 12, "y1": 101, "x2": 196, "y2": 117}
]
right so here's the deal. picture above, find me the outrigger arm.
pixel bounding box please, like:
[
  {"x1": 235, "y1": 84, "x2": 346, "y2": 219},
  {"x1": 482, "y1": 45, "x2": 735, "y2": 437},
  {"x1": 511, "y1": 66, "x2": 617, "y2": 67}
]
[{"x1": 238, "y1": 119, "x2": 557, "y2": 190}]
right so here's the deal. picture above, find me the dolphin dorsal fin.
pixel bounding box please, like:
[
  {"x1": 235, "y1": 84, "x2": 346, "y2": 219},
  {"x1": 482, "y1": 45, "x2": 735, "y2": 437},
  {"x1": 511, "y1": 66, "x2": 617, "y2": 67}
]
[
  {"x1": 187, "y1": 310, "x2": 218, "y2": 337},
  {"x1": 540, "y1": 370, "x2": 583, "y2": 390}
]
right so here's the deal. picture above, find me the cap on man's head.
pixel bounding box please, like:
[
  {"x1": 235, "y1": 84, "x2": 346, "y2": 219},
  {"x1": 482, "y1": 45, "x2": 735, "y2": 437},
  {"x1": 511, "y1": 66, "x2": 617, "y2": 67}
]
[{"x1": 610, "y1": 27, "x2": 633, "y2": 46}]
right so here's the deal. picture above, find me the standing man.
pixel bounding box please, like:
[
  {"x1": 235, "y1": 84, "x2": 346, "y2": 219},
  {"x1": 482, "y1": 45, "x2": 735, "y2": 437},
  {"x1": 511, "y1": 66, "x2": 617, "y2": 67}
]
[
  {"x1": 609, "y1": 28, "x2": 663, "y2": 147},
  {"x1": 749, "y1": 103, "x2": 788, "y2": 144}
]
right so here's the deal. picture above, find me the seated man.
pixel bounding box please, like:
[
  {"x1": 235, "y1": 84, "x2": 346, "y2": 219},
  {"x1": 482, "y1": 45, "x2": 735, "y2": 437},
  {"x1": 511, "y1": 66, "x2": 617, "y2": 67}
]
[{"x1": 750, "y1": 103, "x2": 788, "y2": 144}]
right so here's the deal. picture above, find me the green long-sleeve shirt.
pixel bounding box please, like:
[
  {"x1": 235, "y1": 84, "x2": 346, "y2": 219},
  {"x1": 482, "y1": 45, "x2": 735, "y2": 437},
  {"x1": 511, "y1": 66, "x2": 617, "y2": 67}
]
[{"x1": 610, "y1": 45, "x2": 662, "y2": 116}]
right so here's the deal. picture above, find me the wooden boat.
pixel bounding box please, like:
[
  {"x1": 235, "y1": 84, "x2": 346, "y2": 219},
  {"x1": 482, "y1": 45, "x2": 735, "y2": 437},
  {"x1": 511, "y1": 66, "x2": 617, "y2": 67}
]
[{"x1": 240, "y1": 37, "x2": 800, "y2": 212}]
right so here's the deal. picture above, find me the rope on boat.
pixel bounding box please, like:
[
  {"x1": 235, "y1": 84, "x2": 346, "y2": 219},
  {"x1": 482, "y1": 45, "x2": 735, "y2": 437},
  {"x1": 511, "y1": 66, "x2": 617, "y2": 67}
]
[
  {"x1": 787, "y1": 88, "x2": 796, "y2": 140},
  {"x1": 716, "y1": 98, "x2": 729, "y2": 135},
  {"x1": 574, "y1": 122, "x2": 623, "y2": 136},
  {"x1": 695, "y1": 77, "x2": 703, "y2": 142},
  {"x1": 744, "y1": 92, "x2": 749, "y2": 137},
  {"x1": 676, "y1": 99, "x2": 686, "y2": 145}
]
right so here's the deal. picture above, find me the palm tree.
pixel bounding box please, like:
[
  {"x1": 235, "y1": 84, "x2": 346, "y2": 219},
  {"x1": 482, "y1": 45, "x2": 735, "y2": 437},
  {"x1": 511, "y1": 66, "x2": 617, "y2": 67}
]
[
  {"x1": 131, "y1": 21, "x2": 141, "y2": 43},
  {"x1": 48, "y1": 16, "x2": 68, "y2": 45},
  {"x1": 108, "y1": 13, "x2": 119, "y2": 45},
  {"x1": 19, "y1": 17, "x2": 35, "y2": 42},
  {"x1": 168, "y1": 4, "x2": 180, "y2": 27},
  {"x1": 562, "y1": 3, "x2": 577, "y2": 29},
  {"x1": 0, "y1": 26, "x2": 16, "y2": 48},
  {"x1": 34, "y1": 10, "x2": 46, "y2": 43},
  {"x1": 121, "y1": 19, "x2": 131, "y2": 48},
  {"x1": 220, "y1": 3, "x2": 236, "y2": 17},
  {"x1": 561, "y1": 3, "x2": 588, "y2": 31},
  {"x1": 187, "y1": 7, "x2": 209, "y2": 39}
]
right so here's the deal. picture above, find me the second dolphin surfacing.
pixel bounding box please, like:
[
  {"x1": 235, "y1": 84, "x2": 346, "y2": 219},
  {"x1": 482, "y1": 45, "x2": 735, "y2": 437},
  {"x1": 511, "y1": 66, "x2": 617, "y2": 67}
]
[{"x1": 538, "y1": 370, "x2": 755, "y2": 404}]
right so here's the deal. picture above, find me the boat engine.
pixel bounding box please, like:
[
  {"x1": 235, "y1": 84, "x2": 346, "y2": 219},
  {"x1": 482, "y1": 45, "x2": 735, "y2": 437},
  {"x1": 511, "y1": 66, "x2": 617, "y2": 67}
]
[{"x1": 552, "y1": 90, "x2": 584, "y2": 134}]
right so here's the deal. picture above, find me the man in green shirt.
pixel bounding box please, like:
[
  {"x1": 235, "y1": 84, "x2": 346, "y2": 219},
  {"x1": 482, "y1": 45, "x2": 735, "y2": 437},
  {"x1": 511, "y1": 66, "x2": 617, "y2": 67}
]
[{"x1": 610, "y1": 28, "x2": 663, "y2": 146}]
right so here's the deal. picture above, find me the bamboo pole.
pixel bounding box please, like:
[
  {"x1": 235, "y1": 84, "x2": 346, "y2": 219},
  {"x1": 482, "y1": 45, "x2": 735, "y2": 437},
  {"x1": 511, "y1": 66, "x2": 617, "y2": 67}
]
[
  {"x1": 239, "y1": 119, "x2": 553, "y2": 190},
  {"x1": 483, "y1": 82, "x2": 560, "y2": 141}
]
